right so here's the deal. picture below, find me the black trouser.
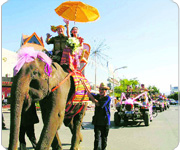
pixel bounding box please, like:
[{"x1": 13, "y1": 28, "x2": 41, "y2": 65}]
[
  {"x1": 19, "y1": 124, "x2": 36, "y2": 145},
  {"x1": 94, "y1": 125, "x2": 110, "y2": 150},
  {"x1": 2, "y1": 114, "x2": 6, "y2": 128}
]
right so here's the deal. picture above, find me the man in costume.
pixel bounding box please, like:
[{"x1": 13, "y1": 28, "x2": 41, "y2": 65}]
[
  {"x1": 46, "y1": 25, "x2": 68, "y2": 64},
  {"x1": 89, "y1": 83, "x2": 111, "y2": 150}
]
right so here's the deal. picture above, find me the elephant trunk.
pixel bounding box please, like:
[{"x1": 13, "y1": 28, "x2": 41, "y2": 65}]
[{"x1": 8, "y1": 75, "x2": 31, "y2": 150}]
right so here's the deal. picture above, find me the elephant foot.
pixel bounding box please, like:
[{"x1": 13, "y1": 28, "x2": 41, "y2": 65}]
[
  {"x1": 52, "y1": 145, "x2": 63, "y2": 150},
  {"x1": 52, "y1": 147, "x2": 62, "y2": 150},
  {"x1": 20, "y1": 143, "x2": 27, "y2": 150},
  {"x1": 79, "y1": 132, "x2": 83, "y2": 142},
  {"x1": 30, "y1": 137, "x2": 37, "y2": 149}
]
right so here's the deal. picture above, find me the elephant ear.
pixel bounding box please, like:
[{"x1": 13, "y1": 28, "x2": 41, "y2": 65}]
[
  {"x1": 37, "y1": 51, "x2": 52, "y2": 66},
  {"x1": 14, "y1": 47, "x2": 38, "y2": 76},
  {"x1": 37, "y1": 51, "x2": 52, "y2": 77}
]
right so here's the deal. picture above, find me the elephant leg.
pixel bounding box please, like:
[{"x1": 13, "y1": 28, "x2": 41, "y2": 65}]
[
  {"x1": 67, "y1": 118, "x2": 74, "y2": 133},
  {"x1": 36, "y1": 108, "x2": 65, "y2": 150},
  {"x1": 70, "y1": 105, "x2": 87, "y2": 150},
  {"x1": 37, "y1": 96, "x2": 65, "y2": 150},
  {"x1": 66, "y1": 118, "x2": 83, "y2": 142},
  {"x1": 65, "y1": 116, "x2": 82, "y2": 146},
  {"x1": 70, "y1": 115, "x2": 81, "y2": 150},
  {"x1": 51, "y1": 132, "x2": 63, "y2": 150},
  {"x1": 70, "y1": 120, "x2": 83, "y2": 143}
]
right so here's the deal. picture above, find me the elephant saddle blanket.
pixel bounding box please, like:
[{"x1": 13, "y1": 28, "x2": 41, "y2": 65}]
[
  {"x1": 70, "y1": 71, "x2": 91, "y2": 104},
  {"x1": 64, "y1": 71, "x2": 90, "y2": 119}
]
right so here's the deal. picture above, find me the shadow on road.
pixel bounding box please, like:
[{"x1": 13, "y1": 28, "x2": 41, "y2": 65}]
[
  {"x1": 62, "y1": 143, "x2": 71, "y2": 146},
  {"x1": 110, "y1": 120, "x2": 148, "y2": 129},
  {"x1": 18, "y1": 147, "x2": 34, "y2": 150},
  {"x1": 81, "y1": 122, "x2": 94, "y2": 130},
  {"x1": 81, "y1": 120, "x2": 147, "y2": 130}
]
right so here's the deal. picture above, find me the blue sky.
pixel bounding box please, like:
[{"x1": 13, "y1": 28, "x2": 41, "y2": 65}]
[{"x1": 1, "y1": 0, "x2": 179, "y2": 95}]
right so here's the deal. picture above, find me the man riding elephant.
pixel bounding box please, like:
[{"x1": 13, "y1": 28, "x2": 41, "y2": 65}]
[{"x1": 46, "y1": 25, "x2": 68, "y2": 64}]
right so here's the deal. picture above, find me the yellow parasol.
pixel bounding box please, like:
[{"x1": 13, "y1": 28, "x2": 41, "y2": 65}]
[{"x1": 55, "y1": 1, "x2": 100, "y2": 23}]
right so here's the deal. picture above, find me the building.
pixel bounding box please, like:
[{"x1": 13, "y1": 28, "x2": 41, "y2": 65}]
[
  {"x1": 19, "y1": 32, "x2": 45, "y2": 51},
  {"x1": 2, "y1": 32, "x2": 45, "y2": 99},
  {"x1": 2, "y1": 48, "x2": 17, "y2": 77},
  {"x1": 2, "y1": 77, "x2": 13, "y2": 100},
  {"x1": 2, "y1": 48, "x2": 16, "y2": 100},
  {"x1": 170, "y1": 85, "x2": 178, "y2": 94}
]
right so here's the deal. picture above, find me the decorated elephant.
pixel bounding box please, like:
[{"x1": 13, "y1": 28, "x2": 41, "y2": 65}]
[{"x1": 8, "y1": 48, "x2": 89, "y2": 150}]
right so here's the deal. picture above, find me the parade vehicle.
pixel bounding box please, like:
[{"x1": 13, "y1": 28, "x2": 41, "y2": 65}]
[
  {"x1": 155, "y1": 98, "x2": 165, "y2": 112},
  {"x1": 169, "y1": 99, "x2": 178, "y2": 105},
  {"x1": 164, "y1": 99, "x2": 169, "y2": 110},
  {"x1": 166, "y1": 100, "x2": 170, "y2": 108},
  {"x1": 114, "y1": 92, "x2": 153, "y2": 127},
  {"x1": 152, "y1": 100, "x2": 158, "y2": 118}
]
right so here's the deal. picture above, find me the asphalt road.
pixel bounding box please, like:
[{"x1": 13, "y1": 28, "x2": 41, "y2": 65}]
[{"x1": 1, "y1": 105, "x2": 179, "y2": 150}]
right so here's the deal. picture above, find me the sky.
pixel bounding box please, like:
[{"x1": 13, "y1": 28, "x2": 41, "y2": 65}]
[{"x1": 1, "y1": 0, "x2": 179, "y2": 95}]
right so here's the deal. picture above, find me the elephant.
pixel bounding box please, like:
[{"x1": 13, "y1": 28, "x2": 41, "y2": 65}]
[{"x1": 8, "y1": 50, "x2": 88, "y2": 150}]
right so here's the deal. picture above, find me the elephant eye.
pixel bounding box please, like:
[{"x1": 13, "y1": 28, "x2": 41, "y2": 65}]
[
  {"x1": 32, "y1": 69, "x2": 40, "y2": 78},
  {"x1": 33, "y1": 71, "x2": 38, "y2": 75}
]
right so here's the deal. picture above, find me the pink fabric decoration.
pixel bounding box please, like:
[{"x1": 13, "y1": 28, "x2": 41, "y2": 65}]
[
  {"x1": 134, "y1": 91, "x2": 148, "y2": 104},
  {"x1": 14, "y1": 47, "x2": 52, "y2": 76},
  {"x1": 124, "y1": 98, "x2": 134, "y2": 105},
  {"x1": 120, "y1": 92, "x2": 127, "y2": 104},
  {"x1": 37, "y1": 51, "x2": 52, "y2": 76}
]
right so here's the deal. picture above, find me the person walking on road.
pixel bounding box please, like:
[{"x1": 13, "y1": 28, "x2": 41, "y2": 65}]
[
  {"x1": 2, "y1": 96, "x2": 7, "y2": 130},
  {"x1": 2, "y1": 113, "x2": 7, "y2": 130},
  {"x1": 89, "y1": 82, "x2": 111, "y2": 150},
  {"x1": 19, "y1": 102, "x2": 39, "y2": 150}
]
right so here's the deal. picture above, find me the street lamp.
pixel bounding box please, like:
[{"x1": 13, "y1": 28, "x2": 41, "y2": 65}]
[
  {"x1": 112, "y1": 66, "x2": 127, "y2": 109},
  {"x1": 130, "y1": 77, "x2": 138, "y2": 80},
  {"x1": 113, "y1": 66, "x2": 127, "y2": 98}
]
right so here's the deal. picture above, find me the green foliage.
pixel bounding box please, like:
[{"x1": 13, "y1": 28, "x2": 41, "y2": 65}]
[
  {"x1": 113, "y1": 79, "x2": 161, "y2": 97},
  {"x1": 168, "y1": 92, "x2": 178, "y2": 100},
  {"x1": 147, "y1": 85, "x2": 160, "y2": 94},
  {"x1": 114, "y1": 79, "x2": 140, "y2": 97}
]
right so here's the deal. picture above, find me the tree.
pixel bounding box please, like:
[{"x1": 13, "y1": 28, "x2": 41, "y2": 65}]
[
  {"x1": 129, "y1": 79, "x2": 139, "y2": 89},
  {"x1": 168, "y1": 92, "x2": 178, "y2": 100},
  {"x1": 114, "y1": 78, "x2": 140, "y2": 97},
  {"x1": 147, "y1": 85, "x2": 160, "y2": 95}
]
